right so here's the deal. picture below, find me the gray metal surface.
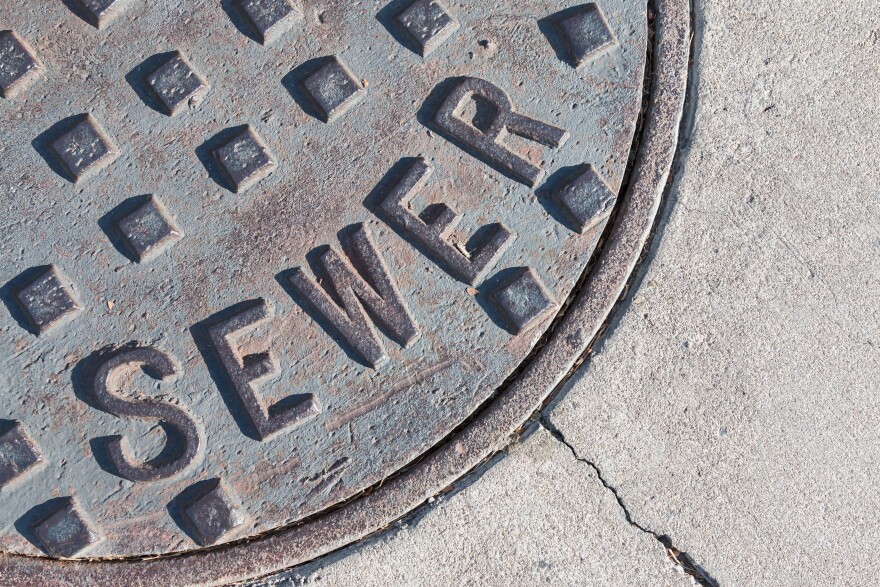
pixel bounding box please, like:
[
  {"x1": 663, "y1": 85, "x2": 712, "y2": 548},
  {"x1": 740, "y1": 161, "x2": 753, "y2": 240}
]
[{"x1": 0, "y1": 0, "x2": 689, "y2": 583}]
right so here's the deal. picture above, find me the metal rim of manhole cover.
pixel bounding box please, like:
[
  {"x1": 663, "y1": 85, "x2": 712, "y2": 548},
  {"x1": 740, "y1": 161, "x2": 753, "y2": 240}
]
[{"x1": 0, "y1": 0, "x2": 690, "y2": 584}]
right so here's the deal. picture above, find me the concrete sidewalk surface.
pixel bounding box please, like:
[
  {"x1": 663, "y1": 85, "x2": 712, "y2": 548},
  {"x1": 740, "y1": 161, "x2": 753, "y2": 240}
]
[{"x1": 255, "y1": 0, "x2": 879, "y2": 584}]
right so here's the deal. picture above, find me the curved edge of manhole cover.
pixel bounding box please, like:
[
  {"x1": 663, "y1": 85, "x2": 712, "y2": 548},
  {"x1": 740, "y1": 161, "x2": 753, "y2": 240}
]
[{"x1": 0, "y1": 0, "x2": 690, "y2": 584}]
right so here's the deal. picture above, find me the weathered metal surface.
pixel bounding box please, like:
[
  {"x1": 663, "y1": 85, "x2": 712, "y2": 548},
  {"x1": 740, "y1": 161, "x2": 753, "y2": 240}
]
[{"x1": 0, "y1": 0, "x2": 690, "y2": 583}]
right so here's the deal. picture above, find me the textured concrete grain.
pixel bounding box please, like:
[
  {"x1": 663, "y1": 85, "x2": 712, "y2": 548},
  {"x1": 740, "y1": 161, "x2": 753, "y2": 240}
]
[
  {"x1": 550, "y1": 0, "x2": 880, "y2": 585},
  {"x1": 252, "y1": 427, "x2": 686, "y2": 587}
]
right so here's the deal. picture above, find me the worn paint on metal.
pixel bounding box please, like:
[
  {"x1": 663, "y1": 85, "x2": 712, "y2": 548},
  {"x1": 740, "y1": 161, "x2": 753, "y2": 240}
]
[{"x1": 0, "y1": 0, "x2": 689, "y2": 579}]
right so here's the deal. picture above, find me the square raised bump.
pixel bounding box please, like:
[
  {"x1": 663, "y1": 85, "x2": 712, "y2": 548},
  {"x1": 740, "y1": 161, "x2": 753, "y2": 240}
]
[
  {"x1": 395, "y1": 0, "x2": 460, "y2": 57},
  {"x1": 116, "y1": 196, "x2": 183, "y2": 262},
  {"x1": 15, "y1": 266, "x2": 82, "y2": 335},
  {"x1": 237, "y1": 0, "x2": 303, "y2": 45},
  {"x1": 179, "y1": 479, "x2": 247, "y2": 546},
  {"x1": 73, "y1": 0, "x2": 133, "y2": 29},
  {"x1": 145, "y1": 51, "x2": 209, "y2": 116},
  {"x1": 49, "y1": 114, "x2": 119, "y2": 183},
  {"x1": 302, "y1": 56, "x2": 365, "y2": 123},
  {"x1": 212, "y1": 126, "x2": 278, "y2": 193},
  {"x1": 0, "y1": 422, "x2": 43, "y2": 488},
  {"x1": 31, "y1": 498, "x2": 100, "y2": 558},
  {"x1": 0, "y1": 30, "x2": 43, "y2": 99},
  {"x1": 490, "y1": 268, "x2": 557, "y2": 334},
  {"x1": 554, "y1": 165, "x2": 617, "y2": 233},
  {"x1": 552, "y1": 3, "x2": 617, "y2": 68}
]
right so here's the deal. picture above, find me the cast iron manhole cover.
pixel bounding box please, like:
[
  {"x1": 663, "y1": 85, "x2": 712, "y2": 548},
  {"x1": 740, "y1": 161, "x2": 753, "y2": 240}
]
[{"x1": 0, "y1": 0, "x2": 689, "y2": 584}]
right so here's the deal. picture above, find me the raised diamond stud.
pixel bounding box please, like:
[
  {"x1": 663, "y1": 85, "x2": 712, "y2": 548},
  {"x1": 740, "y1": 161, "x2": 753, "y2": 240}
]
[
  {"x1": 49, "y1": 115, "x2": 119, "y2": 183},
  {"x1": 16, "y1": 266, "x2": 82, "y2": 335},
  {"x1": 237, "y1": 0, "x2": 304, "y2": 45},
  {"x1": 554, "y1": 165, "x2": 617, "y2": 233},
  {"x1": 490, "y1": 268, "x2": 557, "y2": 334},
  {"x1": 395, "y1": 0, "x2": 460, "y2": 57},
  {"x1": 72, "y1": 0, "x2": 133, "y2": 30},
  {"x1": 0, "y1": 422, "x2": 43, "y2": 489},
  {"x1": 145, "y1": 52, "x2": 209, "y2": 116},
  {"x1": 212, "y1": 126, "x2": 278, "y2": 193},
  {"x1": 116, "y1": 196, "x2": 183, "y2": 262},
  {"x1": 302, "y1": 56, "x2": 366, "y2": 123},
  {"x1": 31, "y1": 498, "x2": 100, "y2": 558},
  {"x1": 0, "y1": 30, "x2": 43, "y2": 99},
  {"x1": 551, "y1": 3, "x2": 617, "y2": 68},
  {"x1": 178, "y1": 479, "x2": 247, "y2": 546}
]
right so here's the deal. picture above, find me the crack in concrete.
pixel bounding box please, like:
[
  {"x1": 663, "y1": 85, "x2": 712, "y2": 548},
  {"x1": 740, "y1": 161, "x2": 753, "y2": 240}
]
[{"x1": 538, "y1": 416, "x2": 720, "y2": 587}]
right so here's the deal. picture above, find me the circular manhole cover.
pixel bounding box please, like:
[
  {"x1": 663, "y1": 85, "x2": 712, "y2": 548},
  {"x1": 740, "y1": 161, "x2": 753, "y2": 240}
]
[{"x1": 0, "y1": 0, "x2": 689, "y2": 584}]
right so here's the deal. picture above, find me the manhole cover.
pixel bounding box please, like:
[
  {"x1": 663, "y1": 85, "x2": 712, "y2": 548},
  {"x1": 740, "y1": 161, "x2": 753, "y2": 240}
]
[{"x1": 0, "y1": 0, "x2": 689, "y2": 584}]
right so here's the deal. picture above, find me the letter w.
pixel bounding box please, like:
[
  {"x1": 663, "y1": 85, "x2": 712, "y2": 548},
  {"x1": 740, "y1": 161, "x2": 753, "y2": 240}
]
[{"x1": 287, "y1": 224, "x2": 420, "y2": 369}]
